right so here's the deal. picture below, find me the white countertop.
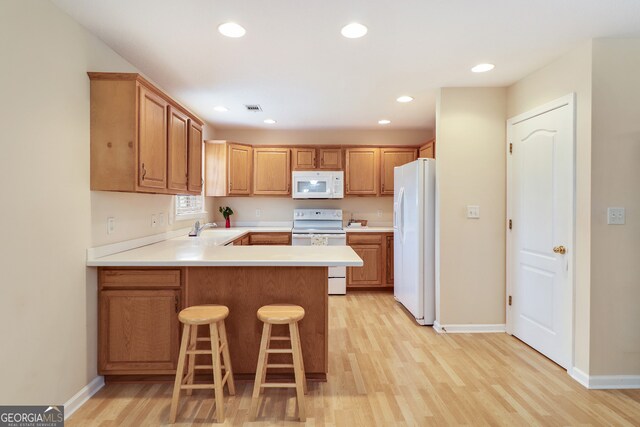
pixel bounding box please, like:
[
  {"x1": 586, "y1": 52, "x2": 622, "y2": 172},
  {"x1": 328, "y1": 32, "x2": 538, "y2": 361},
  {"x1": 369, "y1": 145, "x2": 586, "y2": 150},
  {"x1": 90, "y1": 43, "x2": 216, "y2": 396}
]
[
  {"x1": 345, "y1": 226, "x2": 394, "y2": 233},
  {"x1": 87, "y1": 228, "x2": 362, "y2": 267}
]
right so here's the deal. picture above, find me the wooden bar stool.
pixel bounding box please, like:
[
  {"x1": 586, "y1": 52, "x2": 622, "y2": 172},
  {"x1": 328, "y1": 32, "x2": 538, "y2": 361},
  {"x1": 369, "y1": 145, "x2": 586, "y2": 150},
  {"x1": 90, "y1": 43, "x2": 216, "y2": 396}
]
[
  {"x1": 169, "y1": 305, "x2": 235, "y2": 424},
  {"x1": 250, "y1": 304, "x2": 307, "y2": 421}
]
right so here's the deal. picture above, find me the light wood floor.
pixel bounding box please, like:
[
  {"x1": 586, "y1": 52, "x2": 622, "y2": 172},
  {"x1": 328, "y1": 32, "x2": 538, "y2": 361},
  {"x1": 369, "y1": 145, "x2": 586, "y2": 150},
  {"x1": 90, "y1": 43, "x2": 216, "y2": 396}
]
[{"x1": 69, "y1": 293, "x2": 640, "y2": 426}]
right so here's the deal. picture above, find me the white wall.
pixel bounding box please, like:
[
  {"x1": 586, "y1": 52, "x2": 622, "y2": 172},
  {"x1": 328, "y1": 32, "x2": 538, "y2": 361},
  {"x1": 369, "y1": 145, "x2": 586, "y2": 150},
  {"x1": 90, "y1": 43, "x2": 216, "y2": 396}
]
[
  {"x1": 0, "y1": 0, "x2": 212, "y2": 405},
  {"x1": 435, "y1": 87, "x2": 507, "y2": 326},
  {"x1": 589, "y1": 38, "x2": 640, "y2": 376},
  {"x1": 507, "y1": 42, "x2": 593, "y2": 374}
]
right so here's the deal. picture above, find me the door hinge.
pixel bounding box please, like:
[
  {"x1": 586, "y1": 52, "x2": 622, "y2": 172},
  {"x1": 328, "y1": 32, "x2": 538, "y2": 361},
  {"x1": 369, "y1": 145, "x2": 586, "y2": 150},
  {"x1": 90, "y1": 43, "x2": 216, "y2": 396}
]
[
  {"x1": 508, "y1": 295, "x2": 512, "y2": 306},
  {"x1": 509, "y1": 143, "x2": 513, "y2": 154},
  {"x1": 508, "y1": 219, "x2": 512, "y2": 230}
]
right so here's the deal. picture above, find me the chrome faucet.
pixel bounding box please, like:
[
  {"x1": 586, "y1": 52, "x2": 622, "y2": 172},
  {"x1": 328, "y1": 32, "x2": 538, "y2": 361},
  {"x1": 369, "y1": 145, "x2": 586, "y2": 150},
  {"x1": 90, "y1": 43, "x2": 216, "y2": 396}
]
[{"x1": 188, "y1": 221, "x2": 218, "y2": 237}]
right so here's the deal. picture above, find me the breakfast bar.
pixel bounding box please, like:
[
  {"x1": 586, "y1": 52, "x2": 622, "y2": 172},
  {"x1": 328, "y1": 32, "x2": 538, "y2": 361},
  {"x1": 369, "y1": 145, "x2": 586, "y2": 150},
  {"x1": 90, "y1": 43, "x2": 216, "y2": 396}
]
[{"x1": 87, "y1": 234, "x2": 362, "y2": 383}]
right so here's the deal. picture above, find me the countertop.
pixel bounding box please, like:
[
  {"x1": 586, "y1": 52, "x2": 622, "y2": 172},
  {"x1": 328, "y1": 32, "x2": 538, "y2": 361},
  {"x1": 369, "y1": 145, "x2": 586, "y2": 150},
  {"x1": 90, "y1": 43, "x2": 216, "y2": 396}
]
[
  {"x1": 345, "y1": 226, "x2": 394, "y2": 233},
  {"x1": 87, "y1": 228, "x2": 363, "y2": 267}
]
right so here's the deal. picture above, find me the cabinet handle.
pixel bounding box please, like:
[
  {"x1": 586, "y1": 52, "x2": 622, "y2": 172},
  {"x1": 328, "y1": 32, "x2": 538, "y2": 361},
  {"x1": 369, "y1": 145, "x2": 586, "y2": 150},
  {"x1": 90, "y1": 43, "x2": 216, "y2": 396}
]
[
  {"x1": 141, "y1": 163, "x2": 147, "y2": 179},
  {"x1": 175, "y1": 296, "x2": 179, "y2": 313}
]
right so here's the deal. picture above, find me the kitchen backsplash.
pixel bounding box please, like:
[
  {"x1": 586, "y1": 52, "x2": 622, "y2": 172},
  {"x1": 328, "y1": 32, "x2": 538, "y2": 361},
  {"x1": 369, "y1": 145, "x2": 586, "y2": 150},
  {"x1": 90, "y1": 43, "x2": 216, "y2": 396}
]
[{"x1": 210, "y1": 196, "x2": 393, "y2": 226}]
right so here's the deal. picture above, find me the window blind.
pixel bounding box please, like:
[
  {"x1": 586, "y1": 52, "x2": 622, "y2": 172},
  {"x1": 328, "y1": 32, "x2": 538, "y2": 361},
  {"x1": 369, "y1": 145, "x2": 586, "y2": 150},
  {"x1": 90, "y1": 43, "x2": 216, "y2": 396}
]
[{"x1": 175, "y1": 194, "x2": 204, "y2": 216}]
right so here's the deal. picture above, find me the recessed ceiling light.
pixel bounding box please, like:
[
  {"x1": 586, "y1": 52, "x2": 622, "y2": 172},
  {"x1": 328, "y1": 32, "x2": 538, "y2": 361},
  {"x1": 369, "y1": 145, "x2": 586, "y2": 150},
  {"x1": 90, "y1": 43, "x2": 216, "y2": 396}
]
[
  {"x1": 218, "y1": 22, "x2": 246, "y2": 38},
  {"x1": 341, "y1": 23, "x2": 368, "y2": 39},
  {"x1": 471, "y1": 63, "x2": 495, "y2": 73},
  {"x1": 264, "y1": 119, "x2": 277, "y2": 124},
  {"x1": 214, "y1": 106, "x2": 228, "y2": 112},
  {"x1": 396, "y1": 96, "x2": 414, "y2": 103},
  {"x1": 378, "y1": 119, "x2": 391, "y2": 125}
]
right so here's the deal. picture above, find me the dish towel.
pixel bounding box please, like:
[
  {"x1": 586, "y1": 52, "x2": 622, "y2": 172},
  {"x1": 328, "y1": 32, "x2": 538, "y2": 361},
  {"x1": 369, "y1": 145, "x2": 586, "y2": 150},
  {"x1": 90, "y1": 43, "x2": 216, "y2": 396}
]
[{"x1": 310, "y1": 235, "x2": 329, "y2": 246}]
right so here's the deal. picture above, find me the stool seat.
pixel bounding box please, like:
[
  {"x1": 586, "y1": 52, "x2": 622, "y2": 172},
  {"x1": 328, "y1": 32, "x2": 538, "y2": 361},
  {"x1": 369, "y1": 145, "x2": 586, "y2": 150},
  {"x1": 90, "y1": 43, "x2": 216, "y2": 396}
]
[
  {"x1": 179, "y1": 304, "x2": 229, "y2": 325},
  {"x1": 257, "y1": 304, "x2": 305, "y2": 324}
]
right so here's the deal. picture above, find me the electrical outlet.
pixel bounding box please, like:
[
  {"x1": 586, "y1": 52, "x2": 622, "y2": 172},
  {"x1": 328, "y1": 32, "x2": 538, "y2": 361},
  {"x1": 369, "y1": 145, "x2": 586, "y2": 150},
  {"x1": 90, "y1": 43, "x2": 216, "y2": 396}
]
[
  {"x1": 467, "y1": 205, "x2": 480, "y2": 219},
  {"x1": 377, "y1": 210, "x2": 383, "y2": 217},
  {"x1": 256, "y1": 209, "x2": 261, "y2": 218},
  {"x1": 151, "y1": 214, "x2": 158, "y2": 227},
  {"x1": 107, "y1": 217, "x2": 115, "y2": 235},
  {"x1": 607, "y1": 207, "x2": 625, "y2": 225}
]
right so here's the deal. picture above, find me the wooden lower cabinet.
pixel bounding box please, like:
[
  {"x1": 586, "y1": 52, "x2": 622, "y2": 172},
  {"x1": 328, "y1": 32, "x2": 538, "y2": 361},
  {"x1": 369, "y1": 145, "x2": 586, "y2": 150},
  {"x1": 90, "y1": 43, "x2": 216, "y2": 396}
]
[
  {"x1": 99, "y1": 288, "x2": 180, "y2": 374},
  {"x1": 248, "y1": 232, "x2": 291, "y2": 245},
  {"x1": 346, "y1": 232, "x2": 394, "y2": 290}
]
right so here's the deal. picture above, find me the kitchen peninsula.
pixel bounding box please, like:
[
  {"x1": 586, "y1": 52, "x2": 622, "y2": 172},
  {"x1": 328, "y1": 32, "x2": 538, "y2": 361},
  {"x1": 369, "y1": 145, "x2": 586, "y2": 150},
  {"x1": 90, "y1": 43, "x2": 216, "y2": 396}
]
[{"x1": 87, "y1": 230, "x2": 363, "y2": 383}]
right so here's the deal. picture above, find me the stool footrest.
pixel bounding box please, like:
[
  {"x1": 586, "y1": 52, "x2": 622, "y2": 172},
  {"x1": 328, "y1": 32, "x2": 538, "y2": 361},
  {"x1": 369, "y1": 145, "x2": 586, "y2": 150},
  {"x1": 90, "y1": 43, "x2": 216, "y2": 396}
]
[
  {"x1": 186, "y1": 349, "x2": 214, "y2": 355},
  {"x1": 194, "y1": 365, "x2": 227, "y2": 370},
  {"x1": 266, "y1": 349, "x2": 293, "y2": 354},
  {"x1": 196, "y1": 337, "x2": 210, "y2": 342},
  {"x1": 266, "y1": 364, "x2": 294, "y2": 368},
  {"x1": 260, "y1": 383, "x2": 296, "y2": 388},
  {"x1": 269, "y1": 336, "x2": 291, "y2": 341}
]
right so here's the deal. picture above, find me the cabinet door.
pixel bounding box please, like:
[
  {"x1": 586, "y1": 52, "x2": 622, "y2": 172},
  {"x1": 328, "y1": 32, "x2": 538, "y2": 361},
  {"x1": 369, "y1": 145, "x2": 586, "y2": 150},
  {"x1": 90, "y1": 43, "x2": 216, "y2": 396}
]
[
  {"x1": 248, "y1": 232, "x2": 291, "y2": 245},
  {"x1": 345, "y1": 148, "x2": 379, "y2": 195},
  {"x1": 347, "y1": 244, "x2": 383, "y2": 285},
  {"x1": 380, "y1": 148, "x2": 417, "y2": 195},
  {"x1": 318, "y1": 148, "x2": 342, "y2": 170},
  {"x1": 241, "y1": 235, "x2": 250, "y2": 246},
  {"x1": 187, "y1": 120, "x2": 203, "y2": 194},
  {"x1": 227, "y1": 144, "x2": 252, "y2": 195},
  {"x1": 99, "y1": 289, "x2": 180, "y2": 373},
  {"x1": 386, "y1": 235, "x2": 394, "y2": 285},
  {"x1": 292, "y1": 147, "x2": 316, "y2": 170},
  {"x1": 138, "y1": 86, "x2": 168, "y2": 190},
  {"x1": 419, "y1": 140, "x2": 435, "y2": 158},
  {"x1": 167, "y1": 107, "x2": 189, "y2": 192},
  {"x1": 253, "y1": 148, "x2": 291, "y2": 195}
]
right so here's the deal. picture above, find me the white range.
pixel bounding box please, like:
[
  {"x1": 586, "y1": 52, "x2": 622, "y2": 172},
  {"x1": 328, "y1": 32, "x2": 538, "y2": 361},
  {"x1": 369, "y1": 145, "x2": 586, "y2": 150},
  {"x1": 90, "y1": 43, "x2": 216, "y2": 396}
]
[{"x1": 292, "y1": 208, "x2": 347, "y2": 295}]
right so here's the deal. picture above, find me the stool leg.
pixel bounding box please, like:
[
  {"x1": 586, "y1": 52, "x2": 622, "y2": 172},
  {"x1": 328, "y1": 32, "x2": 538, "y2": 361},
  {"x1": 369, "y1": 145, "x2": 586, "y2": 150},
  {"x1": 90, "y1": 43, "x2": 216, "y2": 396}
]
[
  {"x1": 209, "y1": 322, "x2": 225, "y2": 423},
  {"x1": 218, "y1": 320, "x2": 236, "y2": 395},
  {"x1": 185, "y1": 324, "x2": 198, "y2": 396},
  {"x1": 291, "y1": 321, "x2": 308, "y2": 394},
  {"x1": 169, "y1": 323, "x2": 191, "y2": 423},
  {"x1": 250, "y1": 323, "x2": 271, "y2": 420},
  {"x1": 289, "y1": 322, "x2": 306, "y2": 421}
]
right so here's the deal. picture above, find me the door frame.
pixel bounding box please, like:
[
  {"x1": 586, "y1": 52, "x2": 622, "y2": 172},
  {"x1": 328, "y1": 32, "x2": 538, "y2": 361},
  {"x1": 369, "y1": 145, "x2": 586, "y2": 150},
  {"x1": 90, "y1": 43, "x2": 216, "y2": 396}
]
[{"x1": 505, "y1": 93, "x2": 576, "y2": 370}]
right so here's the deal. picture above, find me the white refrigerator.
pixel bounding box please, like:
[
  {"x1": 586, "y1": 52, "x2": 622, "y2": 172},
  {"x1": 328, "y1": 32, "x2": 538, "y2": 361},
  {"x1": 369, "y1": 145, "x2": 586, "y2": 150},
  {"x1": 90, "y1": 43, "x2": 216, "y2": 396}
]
[{"x1": 393, "y1": 159, "x2": 436, "y2": 325}]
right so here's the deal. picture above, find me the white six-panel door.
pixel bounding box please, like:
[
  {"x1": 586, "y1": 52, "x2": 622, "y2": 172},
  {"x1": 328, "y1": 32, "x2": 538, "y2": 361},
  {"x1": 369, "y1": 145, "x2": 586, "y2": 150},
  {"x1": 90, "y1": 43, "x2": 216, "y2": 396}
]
[{"x1": 507, "y1": 94, "x2": 575, "y2": 369}]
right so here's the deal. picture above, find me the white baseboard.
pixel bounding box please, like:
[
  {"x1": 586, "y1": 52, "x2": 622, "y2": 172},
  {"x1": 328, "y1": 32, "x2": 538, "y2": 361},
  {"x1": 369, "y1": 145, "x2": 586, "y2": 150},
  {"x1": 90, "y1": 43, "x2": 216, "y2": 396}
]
[
  {"x1": 569, "y1": 367, "x2": 640, "y2": 389},
  {"x1": 64, "y1": 376, "x2": 105, "y2": 420},
  {"x1": 433, "y1": 323, "x2": 506, "y2": 333}
]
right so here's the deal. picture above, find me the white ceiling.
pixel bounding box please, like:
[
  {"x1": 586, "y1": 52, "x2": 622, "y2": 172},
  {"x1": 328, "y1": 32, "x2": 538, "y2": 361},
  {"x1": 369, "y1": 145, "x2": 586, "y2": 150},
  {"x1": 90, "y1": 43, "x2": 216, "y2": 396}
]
[{"x1": 53, "y1": 0, "x2": 640, "y2": 130}]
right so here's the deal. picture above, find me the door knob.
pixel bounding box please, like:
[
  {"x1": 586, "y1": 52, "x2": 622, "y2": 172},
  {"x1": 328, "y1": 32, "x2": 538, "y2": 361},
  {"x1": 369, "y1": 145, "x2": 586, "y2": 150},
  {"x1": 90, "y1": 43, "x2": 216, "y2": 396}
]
[{"x1": 553, "y1": 246, "x2": 567, "y2": 254}]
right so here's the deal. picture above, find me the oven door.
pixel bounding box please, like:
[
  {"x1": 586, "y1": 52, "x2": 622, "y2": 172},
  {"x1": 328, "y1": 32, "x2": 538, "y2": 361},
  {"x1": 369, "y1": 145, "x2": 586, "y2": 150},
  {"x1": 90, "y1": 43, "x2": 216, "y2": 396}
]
[{"x1": 292, "y1": 173, "x2": 333, "y2": 199}]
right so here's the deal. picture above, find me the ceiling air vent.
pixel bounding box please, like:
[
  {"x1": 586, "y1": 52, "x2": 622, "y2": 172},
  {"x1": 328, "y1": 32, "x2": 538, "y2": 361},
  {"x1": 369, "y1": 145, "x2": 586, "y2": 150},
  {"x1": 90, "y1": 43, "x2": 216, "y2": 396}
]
[{"x1": 244, "y1": 104, "x2": 263, "y2": 112}]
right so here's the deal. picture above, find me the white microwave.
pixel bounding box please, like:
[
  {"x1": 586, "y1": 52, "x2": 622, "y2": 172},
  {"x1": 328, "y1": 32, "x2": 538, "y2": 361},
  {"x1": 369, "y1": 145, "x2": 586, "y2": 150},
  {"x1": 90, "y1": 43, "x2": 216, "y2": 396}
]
[{"x1": 292, "y1": 171, "x2": 344, "y2": 199}]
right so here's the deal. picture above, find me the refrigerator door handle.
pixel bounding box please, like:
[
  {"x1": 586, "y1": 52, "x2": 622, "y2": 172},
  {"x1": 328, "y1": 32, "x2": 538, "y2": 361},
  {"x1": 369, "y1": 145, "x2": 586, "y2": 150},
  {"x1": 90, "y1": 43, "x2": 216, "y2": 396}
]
[{"x1": 398, "y1": 187, "x2": 405, "y2": 242}]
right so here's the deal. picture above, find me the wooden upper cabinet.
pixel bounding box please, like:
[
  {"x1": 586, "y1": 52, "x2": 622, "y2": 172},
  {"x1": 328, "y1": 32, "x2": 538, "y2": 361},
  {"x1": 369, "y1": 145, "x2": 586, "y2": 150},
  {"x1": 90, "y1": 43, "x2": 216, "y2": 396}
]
[
  {"x1": 419, "y1": 139, "x2": 436, "y2": 158},
  {"x1": 318, "y1": 148, "x2": 342, "y2": 170},
  {"x1": 345, "y1": 148, "x2": 380, "y2": 195},
  {"x1": 228, "y1": 144, "x2": 253, "y2": 195},
  {"x1": 187, "y1": 121, "x2": 203, "y2": 194},
  {"x1": 292, "y1": 147, "x2": 316, "y2": 170},
  {"x1": 88, "y1": 73, "x2": 204, "y2": 195},
  {"x1": 138, "y1": 87, "x2": 168, "y2": 191},
  {"x1": 253, "y1": 148, "x2": 291, "y2": 195},
  {"x1": 380, "y1": 148, "x2": 417, "y2": 195},
  {"x1": 167, "y1": 106, "x2": 189, "y2": 192},
  {"x1": 205, "y1": 141, "x2": 253, "y2": 196}
]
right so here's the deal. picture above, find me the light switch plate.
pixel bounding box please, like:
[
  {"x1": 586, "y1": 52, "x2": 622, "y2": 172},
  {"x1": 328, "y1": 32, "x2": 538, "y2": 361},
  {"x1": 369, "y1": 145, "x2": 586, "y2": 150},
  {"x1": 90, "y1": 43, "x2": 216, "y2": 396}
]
[
  {"x1": 158, "y1": 212, "x2": 165, "y2": 226},
  {"x1": 107, "y1": 217, "x2": 115, "y2": 235},
  {"x1": 256, "y1": 209, "x2": 261, "y2": 218},
  {"x1": 467, "y1": 205, "x2": 480, "y2": 219},
  {"x1": 607, "y1": 207, "x2": 625, "y2": 225},
  {"x1": 151, "y1": 214, "x2": 158, "y2": 227}
]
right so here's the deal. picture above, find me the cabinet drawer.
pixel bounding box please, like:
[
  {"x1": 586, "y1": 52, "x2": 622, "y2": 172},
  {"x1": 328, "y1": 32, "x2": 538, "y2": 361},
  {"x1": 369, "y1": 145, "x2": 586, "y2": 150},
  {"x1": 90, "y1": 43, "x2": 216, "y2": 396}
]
[
  {"x1": 249, "y1": 232, "x2": 291, "y2": 245},
  {"x1": 347, "y1": 233, "x2": 383, "y2": 244},
  {"x1": 100, "y1": 269, "x2": 181, "y2": 289}
]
